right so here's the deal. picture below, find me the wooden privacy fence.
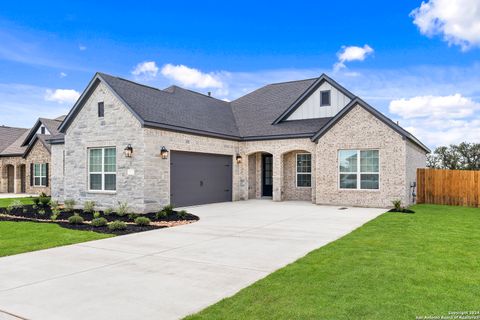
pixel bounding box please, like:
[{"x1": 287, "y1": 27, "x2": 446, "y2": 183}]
[{"x1": 417, "y1": 168, "x2": 480, "y2": 207}]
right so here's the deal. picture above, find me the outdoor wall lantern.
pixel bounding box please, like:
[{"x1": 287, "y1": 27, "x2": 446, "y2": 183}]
[
  {"x1": 160, "y1": 146, "x2": 169, "y2": 159},
  {"x1": 236, "y1": 154, "x2": 242, "y2": 164},
  {"x1": 124, "y1": 144, "x2": 133, "y2": 158}
]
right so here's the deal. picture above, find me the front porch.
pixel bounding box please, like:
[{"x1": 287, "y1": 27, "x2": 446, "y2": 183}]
[
  {"x1": 0, "y1": 162, "x2": 27, "y2": 194},
  {"x1": 245, "y1": 149, "x2": 316, "y2": 203}
]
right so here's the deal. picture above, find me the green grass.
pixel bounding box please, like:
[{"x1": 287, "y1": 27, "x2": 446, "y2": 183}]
[
  {"x1": 0, "y1": 221, "x2": 113, "y2": 257},
  {"x1": 0, "y1": 197, "x2": 36, "y2": 207},
  {"x1": 186, "y1": 205, "x2": 480, "y2": 320}
]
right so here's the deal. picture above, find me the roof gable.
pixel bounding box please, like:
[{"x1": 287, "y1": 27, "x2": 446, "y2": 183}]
[
  {"x1": 21, "y1": 118, "x2": 62, "y2": 147},
  {"x1": 272, "y1": 74, "x2": 356, "y2": 125},
  {"x1": 311, "y1": 98, "x2": 431, "y2": 153}
]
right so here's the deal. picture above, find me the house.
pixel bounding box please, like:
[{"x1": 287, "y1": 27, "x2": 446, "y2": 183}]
[
  {"x1": 50, "y1": 72, "x2": 429, "y2": 212},
  {"x1": 0, "y1": 116, "x2": 65, "y2": 195}
]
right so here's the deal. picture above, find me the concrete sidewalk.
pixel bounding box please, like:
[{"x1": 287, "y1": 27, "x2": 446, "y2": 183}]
[{"x1": 0, "y1": 200, "x2": 385, "y2": 320}]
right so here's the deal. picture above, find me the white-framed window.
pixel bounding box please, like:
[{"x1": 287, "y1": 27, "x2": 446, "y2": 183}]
[
  {"x1": 33, "y1": 163, "x2": 47, "y2": 187},
  {"x1": 339, "y1": 149, "x2": 379, "y2": 190},
  {"x1": 296, "y1": 153, "x2": 312, "y2": 187},
  {"x1": 88, "y1": 147, "x2": 116, "y2": 191}
]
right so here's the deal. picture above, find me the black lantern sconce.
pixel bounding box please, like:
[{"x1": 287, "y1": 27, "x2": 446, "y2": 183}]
[
  {"x1": 236, "y1": 154, "x2": 242, "y2": 164},
  {"x1": 124, "y1": 144, "x2": 133, "y2": 157},
  {"x1": 160, "y1": 146, "x2": 169, "y2": 159}
]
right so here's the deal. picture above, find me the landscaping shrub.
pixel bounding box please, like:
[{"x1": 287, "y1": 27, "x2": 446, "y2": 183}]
[
  {"x1": 32, "y1": 197, "x2": 40, "y2": 206},
  {"x1": 103, "y1": 208, "x2": 113, "y2": 216},
  {"x1": 156, "y1": 210, "x2": 167, "y2": 219},
  {"x1": 93, "y1": 211, "x2": 101, "y2": 219},
  {"x1": 7, "y1": 200, "x2": 23, "y2": 213},
  {"x1": 116, "y1": 202, "x2": 129, "y2": 216},
  {"x1": 83, "y1": 201, "x2": 95, "y2": 213},
  {"x1": 178, "y1": 210, "x2": 188, "y2": 219},
  {"x1": 134, "y1": 216, "x2": 151, "y2": 226},
  {"x1": 91, "y1": 217, "x2": 108, "y2": 227},
  {"x1": 50, "y1": 213, "x2": 59, "y2": 221},
  {"x1": 64, "y1": 199, "x2": 76, "y2": 212},
  {"x1": 392, "y1": 199, "x2": 402, "y2": 211},
  {"x1": 50, "y1": 200, "x2": 59, "y2": 211},
  {"x1": 68, "y1": 214, "x2": 84, "y2": 224},
  {"x1": 162, "y1": 204, "x2": 175, "y2": 215},
  {"x1": 128, "y1": 213, "x2": 138, "y2": 221},
  {"x1": 39, "y1": 193, "x2": 50, "y2": 206},
  {"x1": 108, "y1": 220, "x2": 127, "y2": 231},
  {"x1": 38, "y1": 209, "x2": 46, "y2": 216}
]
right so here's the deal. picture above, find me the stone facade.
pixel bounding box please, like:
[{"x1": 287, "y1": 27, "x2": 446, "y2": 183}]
[
  {"x1": 53, "y1": 84, "x2": 427, "y2": 212},
  {"x1": 0, "y1": 139, "x2": 52, "y2": 195},
  {"x1": 59, "y1": 81, "x2": 145, "y2": 212}
]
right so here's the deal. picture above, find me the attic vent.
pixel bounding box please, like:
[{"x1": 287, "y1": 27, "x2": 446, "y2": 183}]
[
  {"x1": 207, "y1": 91, "x2": 211, "y2": 97},
  {"x1": 40, "y1": 126, "x2": 45, "y2": 134}
]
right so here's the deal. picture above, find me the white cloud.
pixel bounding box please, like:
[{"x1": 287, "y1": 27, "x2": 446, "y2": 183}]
[
  {"x1": 79, "y1": 45, "x2": 87, "y2": 51},
  {"x1": 389, "y1": 94, "x2": 480, "y2": 146},
  {"x1": 44, "y1": 89, "x2": 80, "y2": 104},
  {"x1": 160, "y1": 64, "x2": 224, "y2": 89},
  {"x1": 59, "y1": 72, "x2": 67, "y2": 78},
  {"x1": 334, "y1": 45, "x2": 374, "y2": 71},
  {"x1": 131, "y1": 61, "x2": 159, "y2": 79},
  {"x1": 411, "y1": 0, "x2": 480, "y2": 50},
  {"x1": 389, "y1": 94, "x2": 480, "y2": 119}
]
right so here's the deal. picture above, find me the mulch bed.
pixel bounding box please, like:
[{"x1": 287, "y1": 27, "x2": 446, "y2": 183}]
[
  {"x1": 388, "y1": 208, "x2": 415, "y2": 214},
  {"x1": 0, "y1": 205, "x2": 199, "y2": 235}
]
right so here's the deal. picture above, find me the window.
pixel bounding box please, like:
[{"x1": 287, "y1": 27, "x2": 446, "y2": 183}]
[
  {"x1": 33, "y1": 163, "x2": 47, "y2": 187},
  {"x1": 339, "y1": 150, "x2": 379, "y2": 190},
  {"x1": 40, "y1": 126, "x2": 46, "y2": 134},
  {"x1": 88, "y1": 147, "x2": 116, "y2": 191},
  {"x1": 296, "y1": 153, "x2": 311, "y2": 187},
  {"x1": 320, "y1": 90, "x2": 331, "y2": 106},
  {"x1": 98, "y1": 102, "x2": 104, "y2": 117}
]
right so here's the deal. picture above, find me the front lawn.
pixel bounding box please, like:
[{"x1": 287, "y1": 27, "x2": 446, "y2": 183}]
[
  {"x1": 186, "y1": 205, "x2": 480, "y2": 320},
  {"x1": 0, "y1": 221, "x2": 113, "y2": 257},
  {"x1": 0, "y1": 197, "x2": 35, "y2": 208}
]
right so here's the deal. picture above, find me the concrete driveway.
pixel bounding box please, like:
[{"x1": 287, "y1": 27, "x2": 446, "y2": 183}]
[{"x1": 0, "y1": 200, "x2": 385, "y2": 320}]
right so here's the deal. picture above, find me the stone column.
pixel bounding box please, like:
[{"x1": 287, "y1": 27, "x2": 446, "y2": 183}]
[
  {"x1": 14, "y1": 164, "x2": 21, "y2": 194},
  {"x1": 0, "y1": 165, "x2": 5, "y2": 193},
  {"x1": 272, "y1": 153, "x2": 284, "y2": 201}
]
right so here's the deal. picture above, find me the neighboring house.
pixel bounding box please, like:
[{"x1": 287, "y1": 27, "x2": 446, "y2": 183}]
[
  {"x1": 50, "y1": 72, "x2": 429, "y2": 212},
  {"x1": 0, "y1": 117, "x2": 65, "y2": 195}
]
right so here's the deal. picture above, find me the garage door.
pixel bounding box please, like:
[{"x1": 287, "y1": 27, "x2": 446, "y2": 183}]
[{"x1": 170, "y1": 151, "x2": 233, "y2": 207}]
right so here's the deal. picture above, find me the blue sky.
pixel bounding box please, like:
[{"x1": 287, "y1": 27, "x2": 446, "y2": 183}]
[{"x1": 1, "y1": 0, "x2": 479, "y2": 148}]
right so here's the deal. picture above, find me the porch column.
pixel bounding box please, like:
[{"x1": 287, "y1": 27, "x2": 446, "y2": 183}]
[
  {"x1": 272, "y1": 153, "x2": 284, "y2": 201},
  {"x1": 0, "y1": 165, "x2": 5, "y2": 193},
  {"x1": 14, "y1": 164, "x2": 21, "y2": 194}
]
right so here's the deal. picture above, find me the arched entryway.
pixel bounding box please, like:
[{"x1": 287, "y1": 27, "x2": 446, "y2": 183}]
[
  {"x1": 6, "y1": 164, "x2": 14, "y2": 193},
  {"x1": 247, "y1": 152, "x2": 273, "y2": 199}
]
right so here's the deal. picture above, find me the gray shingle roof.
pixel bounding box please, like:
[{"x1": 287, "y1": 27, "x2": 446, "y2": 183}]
[
  {"x1": 99, "y1": 73, "x2": 240, "y2": 138},
  {"x1": 58, "y1": 72, "x2": 428, "y2": 152},
  {"x1": 231, "y1": 79, "x2": 328, "y2": 138},
  {"x1": 0, "y1": 130, "x2": 29, "y2": 156},
  {"x1": 0, "y1": 126, "x2": 28, "y2": 154}
]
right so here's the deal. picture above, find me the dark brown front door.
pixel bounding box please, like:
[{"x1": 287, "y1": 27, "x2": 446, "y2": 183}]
[
  {"x1": 7, "y1": 165, "x2": 14, "y2": 193},
  {"x1": 170, "y1": 151, "x2": 233, "y2": 207},
  {"x1": 262, "y1": 154, "x2": 273, "y2": 197}
]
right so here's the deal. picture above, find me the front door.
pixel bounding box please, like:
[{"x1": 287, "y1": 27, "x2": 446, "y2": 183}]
[{"x1": 262, "y1": 154, "x2": 273, "y2": 197}]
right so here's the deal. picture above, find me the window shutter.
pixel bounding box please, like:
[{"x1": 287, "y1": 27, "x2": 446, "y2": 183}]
[
  {"x1": 30, "y1": 163, "x2": 33, "y2": 186},
  {"x1": 45, "y1": 163, "x2": 49, "y2": 187}
]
